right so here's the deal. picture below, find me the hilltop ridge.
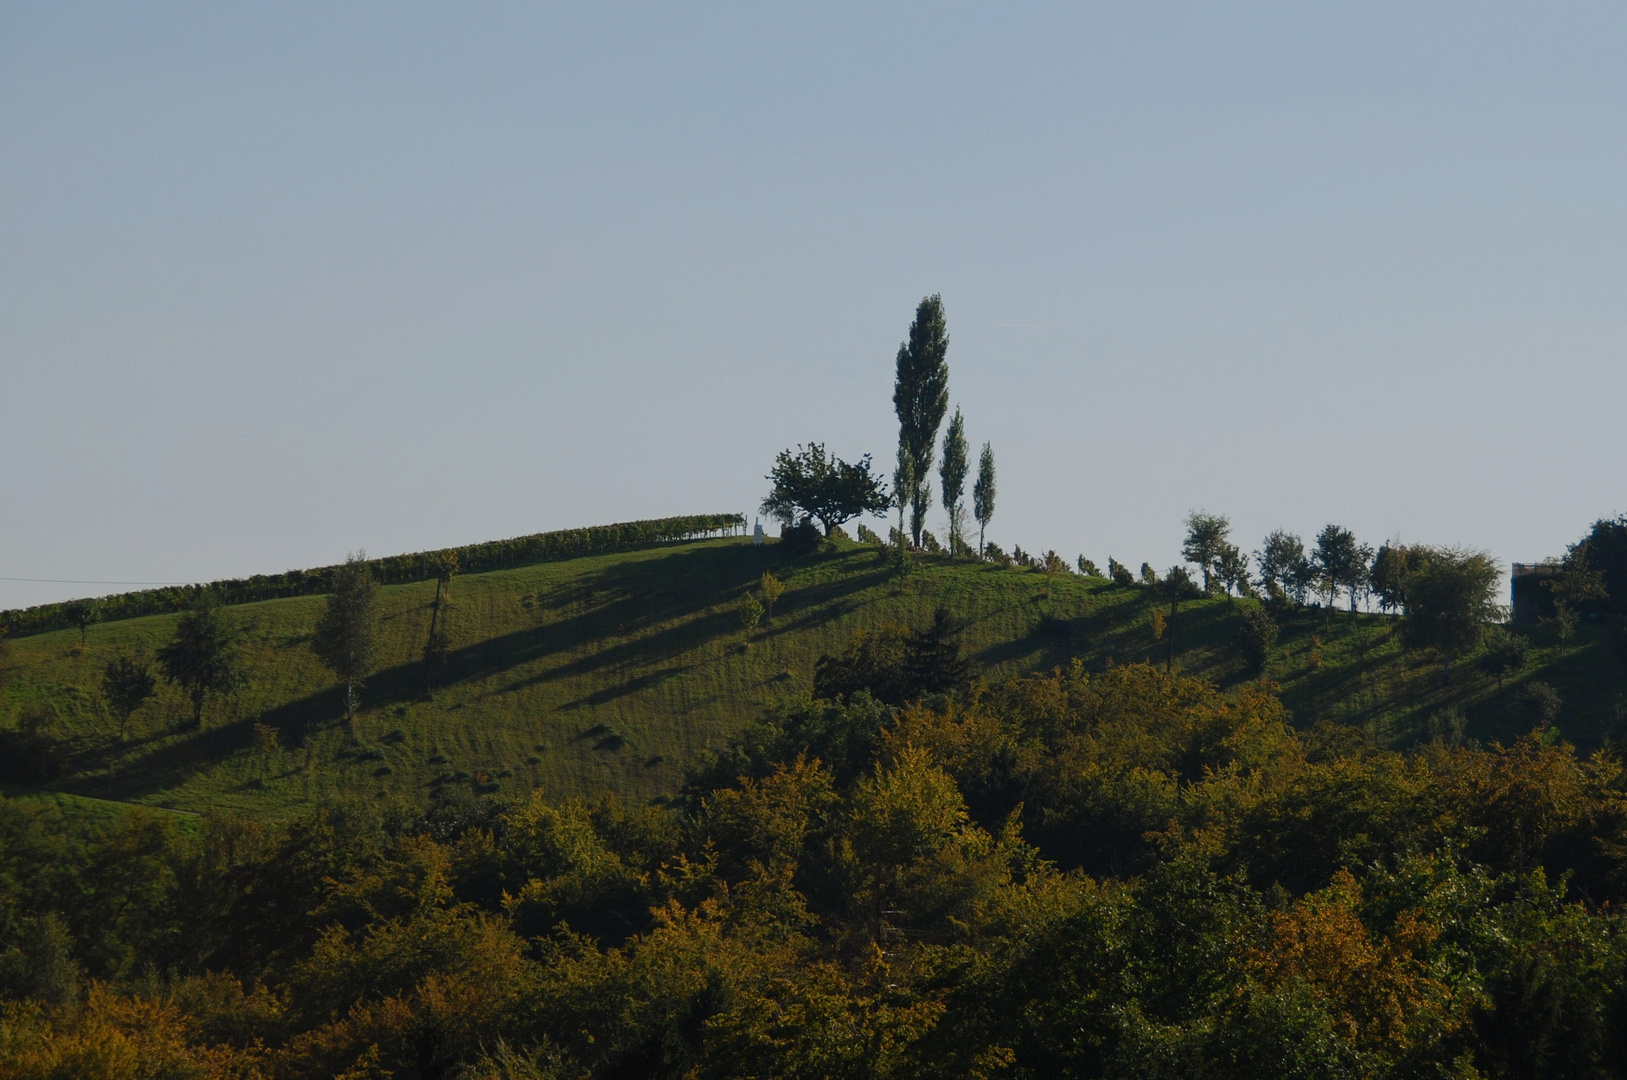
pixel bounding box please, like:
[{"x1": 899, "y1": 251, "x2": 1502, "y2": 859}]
[{"x1": 3, "y1": 529, "x2": 1622, "y2": 818}]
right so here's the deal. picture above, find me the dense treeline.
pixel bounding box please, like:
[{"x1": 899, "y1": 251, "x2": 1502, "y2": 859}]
[
  {"x1": 4, "y1": 663, "x2": 1626, "y2": 1078},
  {"x1": 1, "y1": 515, "x2": 744, "y2": 640}
]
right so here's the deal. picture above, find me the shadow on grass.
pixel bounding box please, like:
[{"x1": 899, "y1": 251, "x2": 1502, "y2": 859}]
[{"x1": 54, "y1": 544, "x2": 877, "y2": 801}]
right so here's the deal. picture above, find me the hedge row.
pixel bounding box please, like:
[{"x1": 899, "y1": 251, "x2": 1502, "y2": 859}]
[{"x1": 1, "y1": 513, "x2": 745, "y2": 639}]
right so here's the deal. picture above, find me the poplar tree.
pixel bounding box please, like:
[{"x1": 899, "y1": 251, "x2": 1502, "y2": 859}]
[
  {"x1": 938, "y1": 408, "x2": 968, "y2": 555},
  {"x1": 893, "y1": 435, "x2": 914, "y2": 559},
  {"x1": 312, "y1": 552, "x2": 379, "y2": 730},
  {"x1": 973, "y1": 442, "x2": 996, "y2": 558},
  {"x1": 892, "y1": 295, "x2": 950, "y2": 546}
]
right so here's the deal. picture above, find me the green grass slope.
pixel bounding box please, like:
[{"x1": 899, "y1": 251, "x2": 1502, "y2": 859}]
[{"x1": 4, "y1": 536, "x2": 1623, "y2": 818}]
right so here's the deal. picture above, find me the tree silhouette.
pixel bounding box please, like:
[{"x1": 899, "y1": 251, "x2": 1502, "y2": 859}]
[
  {"x1": 156, "y1": 595, "x2": 245, "y2": 729},
  {"x1": 312, "y1": 552, "x2": 379, "y2": 731},
  {"x1": 893, "y1": 295, "x2": 950, "y2": 546},
  {"x1": 938, "y1": 408, "x2": 968, "y2": 555},
  {"x1": 761, "y1": 443, "x2": 890, "y2": 536},
  {"x1": 973, "y1": 442, "x2": 996, "y2": 558},
  {"x1": 101, "y1": 655, "x2": 156, "y2": 739}
]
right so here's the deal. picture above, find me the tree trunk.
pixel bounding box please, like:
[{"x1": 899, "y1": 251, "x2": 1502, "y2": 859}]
[{"x1": 422, "y1": 579, "x2": 444, "y2": 697}]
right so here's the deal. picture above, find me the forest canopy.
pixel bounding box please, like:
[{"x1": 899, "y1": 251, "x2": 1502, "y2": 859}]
[{"x1": 4, "y1": 663, "x2": 1626, "y2": 1078}]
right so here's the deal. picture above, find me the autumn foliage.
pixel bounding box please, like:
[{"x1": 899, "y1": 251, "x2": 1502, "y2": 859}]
[{"x1": 5, "y1": 665, "x2": 1627, "y2": 1077}]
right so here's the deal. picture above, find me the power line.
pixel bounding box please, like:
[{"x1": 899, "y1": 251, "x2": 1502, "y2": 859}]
[{"x1": 0, "y1": 576, "x2": 192, "y2": 586}]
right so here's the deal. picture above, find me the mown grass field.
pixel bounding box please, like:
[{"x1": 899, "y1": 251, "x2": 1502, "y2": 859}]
[{"x1": 3, "y1": 535, "x2": 1622, "y2": 818}]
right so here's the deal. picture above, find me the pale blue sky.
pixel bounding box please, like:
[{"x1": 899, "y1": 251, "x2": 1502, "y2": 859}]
[{"x1": 3, "y1": 3, "x2": 1624, "y2": 609}]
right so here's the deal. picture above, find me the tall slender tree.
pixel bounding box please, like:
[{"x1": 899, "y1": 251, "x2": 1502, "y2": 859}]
[
  {"x1": 892, "y1": 434, "x2": 914, "y2": 555},
  {"x1": 973, "y1": 442, "x2": 995, "y2": 558},
  {"x1": 892, "y1": 294, "x2": 950, "y2": 546},
  {"x1": 938, "y1": 408, "x2": 968, "y2": 555},
  {"x1": 312, "y1": 552, "x2": 380, "y2": 731}
]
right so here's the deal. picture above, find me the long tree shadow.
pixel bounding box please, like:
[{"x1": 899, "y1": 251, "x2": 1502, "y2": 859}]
[
  {"x1": 52, "y1": 543, "x2": 886, "y2": 803},
  {"x1": 58, "y1": 695, "x2": 344, "y2": 803}
]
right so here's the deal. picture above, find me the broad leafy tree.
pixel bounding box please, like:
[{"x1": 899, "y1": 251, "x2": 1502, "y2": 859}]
[
  {"x1": 1400, "y1": 546, "x2": 1503, "y2": 680},
  {"x1": 1479, "y1": 626, "x2": 1530, "y2": 690},
  {"x1": 1182, "y1": 511, "x2": 1231, "y2": 593},
  {"x1": 1568, "y1": 515, "x2": 1627, "y2": 615},
  {"x1": 156, "y1": 595, "x2": 245, "y2": 729},
  {"x1": 1370, "y1": 543, "x2": 1411, "y2": 613},
  {"x1": 101, "y1": 655, "x2": 156, "y2": 739},
  {"x1": 1255, "y1": 530, "x2": 1312, "y2": 604},
  {"x1": 1312, "y1": 524, "x2": 1368, "y2": 613},
  {"x1": 938, "y1": 408, "x2": 969, "y2": 554},
  {"x1": 311, "y1": 552, "x2": 380, "y2": 729},
  {"x1": 65, "y1": 601, "x2": 99, "y2": 645},
  {"x1": 1215, "y1": 542, "x2": 1251, "y2": 599},
  {"x1": 1237, "y1": 605, "x2": 1278, "y2": 676},
  {"x1": 761, "y1": 443, "x2": 890, "y2": 536},
  {"x1": 893, "y1": 294, "x2": 950, "y2": 546},
  {"x1": 973, "y1": 442, "x2": 995, "y2": 557}
]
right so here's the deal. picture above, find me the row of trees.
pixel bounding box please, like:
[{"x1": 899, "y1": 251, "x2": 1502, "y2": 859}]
[
  {"x1": 1171, "y1": 511, "x2": 1506, "y2": 676},
  {"x1": 759, "y1": 295, "x2": 998, "y2": 555},
  {"x1": 96, "y1": 552, "x2": 418, "y2": 740},
  {"x1": 3, "y1": 514, "x2": 744, "y2": 639},
  {"x1": 892, "y1": 294, "x2": 996, "y2": 553},
  {"x1": 7, "y1": 664, "x2": 1627, "y2": 1077}
]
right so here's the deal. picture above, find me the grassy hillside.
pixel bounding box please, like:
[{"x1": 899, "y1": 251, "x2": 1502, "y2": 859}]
[{"x1": 3, "y1": 535, "x2": 1622, "y2": 818}]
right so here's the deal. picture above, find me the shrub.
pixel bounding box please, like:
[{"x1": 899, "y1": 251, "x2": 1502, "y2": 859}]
[
  {"x1": 779, "y1": 522, "x2": 822, "y2": 554},
  {"x1": 1479, "y1": 626, "x2": 1530, "y2": 690},
  {"x1": 1237, "y1": 605, "x2": 1279, "y2": 677},
  {"x1": 1525, "y1": 681, "x2": 1562, "y2": 725}
]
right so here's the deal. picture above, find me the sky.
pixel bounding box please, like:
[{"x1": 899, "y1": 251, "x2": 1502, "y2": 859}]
[{"x1": 3, "y1": 3, "x2": 1625, "y2": 610}]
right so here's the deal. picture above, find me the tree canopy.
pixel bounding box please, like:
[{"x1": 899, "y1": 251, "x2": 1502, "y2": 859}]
[
  {"x1": 1400, "y1": 545, "x2": 1503, "y2": 678},
  {"x1": 972, "y1": 441, "x2": 995, "y2": 556},
  {"x1": 893, "y1": 294, "x2": 950, "y2": 546},
  {"x1": 1255, "y1": 530, "x2": 1311, "y2": 604},
  {"x1": 1181, "y1": 510, "x2": 1231, "y2": 593},
  {"x1": 311, "y1": 552, "x2": 380, "y2": 726},
  {"x1": 761, "y1": 442, "x2": 890, "y2": 536},
  {"x1": 155, "y1": 595, "x2": 245, "y2": 728}
]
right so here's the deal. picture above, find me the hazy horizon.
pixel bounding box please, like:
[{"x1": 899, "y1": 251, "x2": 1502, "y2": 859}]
[{"x1": 5, "y1": 3, "x2": 1625, "y2": 610}]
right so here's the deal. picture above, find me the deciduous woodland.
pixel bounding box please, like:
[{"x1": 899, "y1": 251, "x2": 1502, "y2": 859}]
[{"x1": 5, "y1": 664, "x2": 1627, "y2": 1077}]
